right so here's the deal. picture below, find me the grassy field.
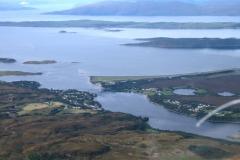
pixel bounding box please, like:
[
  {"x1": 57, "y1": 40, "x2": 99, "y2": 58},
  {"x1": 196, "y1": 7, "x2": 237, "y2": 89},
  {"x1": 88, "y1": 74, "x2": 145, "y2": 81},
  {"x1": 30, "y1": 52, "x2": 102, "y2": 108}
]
[
  {"x1": 23, "y1": 102, "x2": 63, "y2": 111},
  {"x1": 91, "y1": 76, "x2": 161, "y2": 83},
  {"x1": 18, "y1": 102, "x2": 64, "y2": 115},
  {"x1": 91, "y1": 69, "x2": 240, "y2": 83},
  {"x1": 125, "y1": 37, "x2": 240, "y2": 49}
]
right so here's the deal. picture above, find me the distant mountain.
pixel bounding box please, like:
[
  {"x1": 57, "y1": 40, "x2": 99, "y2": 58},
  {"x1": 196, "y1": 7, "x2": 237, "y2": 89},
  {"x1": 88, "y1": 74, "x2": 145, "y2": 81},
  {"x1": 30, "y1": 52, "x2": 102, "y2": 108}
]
[
  {"x1": 0, "y1": 2, "x2": 33, "y2": 11},
  {"x1": 49, "y1": 0, "x2": 240, "y2": 16}
]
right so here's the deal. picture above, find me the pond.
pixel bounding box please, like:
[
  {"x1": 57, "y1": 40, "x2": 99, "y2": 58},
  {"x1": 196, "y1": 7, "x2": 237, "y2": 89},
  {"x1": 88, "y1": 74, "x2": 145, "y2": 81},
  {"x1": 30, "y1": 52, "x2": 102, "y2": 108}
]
[
  {"x1": 218, "y1": 92, "x2": 236, "y2": 97},
  {"x1": 173, "y1": 89, "x2": 196, "y2": 96}
]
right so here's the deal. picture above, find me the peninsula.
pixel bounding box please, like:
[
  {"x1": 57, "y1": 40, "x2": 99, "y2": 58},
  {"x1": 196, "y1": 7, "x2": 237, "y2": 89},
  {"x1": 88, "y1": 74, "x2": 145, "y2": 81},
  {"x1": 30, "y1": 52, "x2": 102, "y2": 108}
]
[
  {"x1": 91, "y1": 69, "x2": 240, "y2": 123},
  {"x1": 0, "y1": 71, "x2": 42, "y2": 77},
  {"x1": 125, "y1": 37, "x2": 240, "y2": 49},
  {"x1": 23, "y1": 60, "x2": 57, "y2": 65},
  {"x1": 0, "y1": 58, "x2": 16, "y2": 63}
]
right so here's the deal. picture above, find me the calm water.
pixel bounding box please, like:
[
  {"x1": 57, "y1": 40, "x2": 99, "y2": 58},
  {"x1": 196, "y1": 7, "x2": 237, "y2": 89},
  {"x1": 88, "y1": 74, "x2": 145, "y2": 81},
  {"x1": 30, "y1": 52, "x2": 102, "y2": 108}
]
[
  {"x1": 97, "y1": 92, "x2": 240, "y2": 141},
  {"x1": 1, "y1": 27, "x2": 240, "y2": 76},
  {"x1": 1, "y1": 13, "x2": 240, "y2": 140},
  {"x1": 218, "y1": 92, "x2": 236, "y2": 97},
  {"x1": 173, "y1": 89, "x2": 196, "y2": 96}
]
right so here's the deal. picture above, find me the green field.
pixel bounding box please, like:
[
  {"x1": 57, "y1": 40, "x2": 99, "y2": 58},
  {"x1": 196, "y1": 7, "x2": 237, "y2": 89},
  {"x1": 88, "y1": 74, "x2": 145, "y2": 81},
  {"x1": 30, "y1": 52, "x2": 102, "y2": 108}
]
[{"x1": 91, "y1": 76, "x2": 161, "y2": 83}]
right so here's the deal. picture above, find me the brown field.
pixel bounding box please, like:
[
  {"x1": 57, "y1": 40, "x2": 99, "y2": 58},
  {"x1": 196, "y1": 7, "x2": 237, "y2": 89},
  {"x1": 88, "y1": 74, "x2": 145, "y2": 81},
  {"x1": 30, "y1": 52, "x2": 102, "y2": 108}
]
[
  {"x1": 1, "y1": 112, "x2": 240, "y2": 160},
  {"x1": 0, "y1": 81, "x2": 240, "y2": 160},
  {"x1": 18, "y1": 102, "x2": 64, "y2": 115},
  {"x1": 140, "y1": 74, "x2": 240, "y2": 94},
  {"x1": 23, "y1": 102, "x2": 62, "y2": 111}
]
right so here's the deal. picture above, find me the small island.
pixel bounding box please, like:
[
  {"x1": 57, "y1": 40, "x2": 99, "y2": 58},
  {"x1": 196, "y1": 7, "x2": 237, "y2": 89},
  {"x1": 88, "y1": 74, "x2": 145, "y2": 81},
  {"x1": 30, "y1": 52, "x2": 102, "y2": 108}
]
[
  {"x1": 125, "y1": 37, "x2": 240, "y2": 49},
  {"x1": 23, "y1": 60, "x2": 57, "y2": 65},
  {"x1": 59, "y1": 30, "x2": 77, "y2": 34},
  {"x1": 104, "y1": 29, "x2": 123, "y2": 32},
  {"x1": 0, "y1": 71, "x2": 42, "y2": 77},
  {"x1": 0, "y1": 58, "x2": 16, "y2": 63}
]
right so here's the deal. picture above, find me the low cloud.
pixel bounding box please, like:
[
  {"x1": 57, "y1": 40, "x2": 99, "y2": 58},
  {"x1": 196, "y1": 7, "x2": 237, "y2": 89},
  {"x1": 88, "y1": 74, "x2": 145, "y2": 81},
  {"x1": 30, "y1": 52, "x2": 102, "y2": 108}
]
[{"x1": 20, "y1": 0, "x2": 29, "y2": 5}]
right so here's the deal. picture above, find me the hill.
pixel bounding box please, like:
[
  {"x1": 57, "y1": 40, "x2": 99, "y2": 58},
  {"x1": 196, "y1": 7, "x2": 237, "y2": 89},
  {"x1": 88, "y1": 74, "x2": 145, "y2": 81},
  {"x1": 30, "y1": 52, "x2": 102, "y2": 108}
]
[
  {"x1": 0, "y1": 2, "x2": 33, "y2": 11},
  {"x1": 49, "y1": 0, "x2": 240, "y2": 16},
  {"x1": 1, "y1": 80, "x2": 240, "y2": 159},
  {"x1": 125, "y1": 37, "x2": 240, "y2": 49}
]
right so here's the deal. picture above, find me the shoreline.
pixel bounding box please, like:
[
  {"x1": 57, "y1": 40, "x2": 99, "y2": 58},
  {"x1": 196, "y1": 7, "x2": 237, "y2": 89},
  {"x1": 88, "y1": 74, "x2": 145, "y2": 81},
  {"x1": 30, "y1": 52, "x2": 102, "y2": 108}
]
[
  {"x1": 1, "y1": 80, "x2": 240, "y2": 142},
  {"x1": 90, "y1": 68, "x2": 240, "y2": 83},
  {"x1": 100, "y1": 90, "x2": 240, "y2": 126},
  {"x1": 90, "y1": 68, "x2": 240, "y2": 124},
  {"x1": 23, "y1": 60, "x2": 57, "y2": 65},
  {"x1": 0, "y1": 71, "x2": 42, "y2": 77}
]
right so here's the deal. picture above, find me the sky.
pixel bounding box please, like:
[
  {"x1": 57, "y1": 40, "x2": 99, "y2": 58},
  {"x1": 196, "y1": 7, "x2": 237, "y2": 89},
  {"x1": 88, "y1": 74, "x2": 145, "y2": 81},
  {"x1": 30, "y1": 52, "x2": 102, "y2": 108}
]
[
  {"x1": 0, "y1": 0, "x2": 208, "y2": 10},
  {"x1": 0, "y1": 0, "x2": 106, "y2": 10}
]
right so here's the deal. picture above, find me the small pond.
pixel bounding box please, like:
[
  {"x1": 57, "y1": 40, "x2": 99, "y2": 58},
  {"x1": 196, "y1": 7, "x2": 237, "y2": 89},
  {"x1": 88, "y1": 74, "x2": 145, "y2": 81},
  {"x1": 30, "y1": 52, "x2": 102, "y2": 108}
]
[
  {"x1": 218, "y1": 92, "x2": 235, "y2": 97},
  {"x1": 173, "y1": 89, "x2": 196, "y2": 96}
]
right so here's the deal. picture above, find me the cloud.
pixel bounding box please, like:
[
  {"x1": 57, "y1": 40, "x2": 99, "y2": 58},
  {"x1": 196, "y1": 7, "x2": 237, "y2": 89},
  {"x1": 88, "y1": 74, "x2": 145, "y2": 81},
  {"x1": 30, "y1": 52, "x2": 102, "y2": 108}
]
[
  {"x1": 20, "y1": 0, "x2": 29, "y2": 5},
  {"x1": 22, "y1": 0, "x2": 105, "y2": 10}
]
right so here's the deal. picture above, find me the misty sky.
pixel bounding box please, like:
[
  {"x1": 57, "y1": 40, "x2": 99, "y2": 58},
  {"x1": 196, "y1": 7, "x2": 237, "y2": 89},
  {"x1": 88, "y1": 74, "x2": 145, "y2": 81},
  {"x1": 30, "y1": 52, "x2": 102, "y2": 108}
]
[
  {"x1": 1, "y1": 0, "x2": 206, "y2": 10},
  {"x1": 1, "y1": 0, "x2": 106, "y2": 10}
]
